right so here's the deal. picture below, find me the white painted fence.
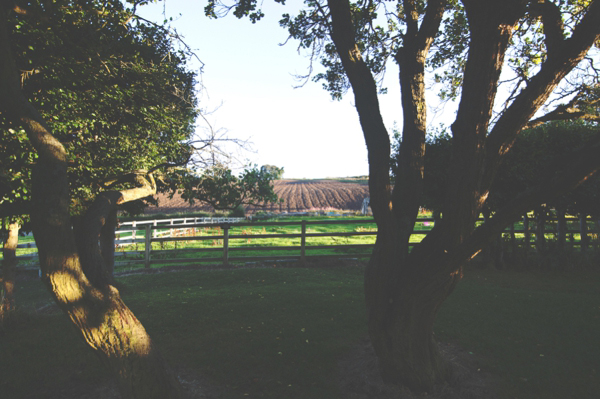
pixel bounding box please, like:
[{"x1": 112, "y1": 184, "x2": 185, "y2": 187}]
[{"x1": 115, "y1": 217, "x2": 245, "y2": 246}]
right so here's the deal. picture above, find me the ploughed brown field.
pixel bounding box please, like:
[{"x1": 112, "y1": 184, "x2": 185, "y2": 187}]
[{"x1": 148, "y1": 179, "x2": 370, "y2": 214}]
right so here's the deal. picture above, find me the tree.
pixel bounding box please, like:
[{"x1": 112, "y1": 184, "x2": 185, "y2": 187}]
[
  {"x1": 1, "y1": 0, "x2": 200, "y2": 314},
  {"x1": 0, "y1": 126, "x2": 31, "y2": 318},
  {"x1": 207, "y1": 0, "x2": 600, "y2": 391},
  {"x1": 1, "y1": 2, "x2": 186, "y2": 397},
  {"x1": 260, "y1": 164, "x2": 285, "y2": 179},
  {"x1": 1, "y1": 220, "x2": 19, "y2": 320},
  {"x1": 493, "y1": 121, "x2": 600, "y2": 256},
  {"x1": 410, "y1": 121, "x2": 600, "y2": 262},
  {"x1": 2, "y1": 0, "x2": 199, "y2": 213},
  {"x1": 180, "y1": 165, "x2": 281, "y2": 210},
  {"x1": 1, "y1": 1, "x2": 281, "y2": 395}
]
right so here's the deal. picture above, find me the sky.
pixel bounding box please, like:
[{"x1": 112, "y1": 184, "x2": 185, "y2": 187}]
[{"x1": 136, "y1": 0, "x2": 407, "y2": 179}]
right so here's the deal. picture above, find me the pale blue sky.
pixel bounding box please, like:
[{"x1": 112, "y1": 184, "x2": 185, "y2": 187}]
[
  {"x1": 137, "y1": 0, "x2": 406, "y2": 179},
  {"x1": 136, "y1": 2, "x2": 596, "y2": 179}
]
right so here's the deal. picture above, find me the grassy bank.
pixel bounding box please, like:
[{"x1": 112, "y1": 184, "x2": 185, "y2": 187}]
[{"x1": 1, "y1": 265, "x2": 599, "y2": 398}]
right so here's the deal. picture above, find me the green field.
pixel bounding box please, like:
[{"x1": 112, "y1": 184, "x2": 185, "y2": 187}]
[
  {"x1": 5, "y1": 214, "x2": 598, "y2": 270},
  {"x1": 112, "y1": 216, "x2": 403, "y2": 269},
  {"x1": 1, "y1": 265, "x2": 599, "y2": 398}
]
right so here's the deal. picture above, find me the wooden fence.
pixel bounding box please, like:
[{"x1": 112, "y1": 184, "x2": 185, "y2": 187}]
[
  {"x1": 114, "y1": 215, "x2": 599, "y2": 269},
  {"x1": 114, "y1": 219, "x2": 379, "y2": 268},
  {"x1": 497, "y1": 213, "x2": 600, "y2": 253},
  {"x1": 13, "y1": 214, "x2": 600, "y2": 268},
  {"x1": 115, "y1": 216, "x2": 245, "y2": 246}
]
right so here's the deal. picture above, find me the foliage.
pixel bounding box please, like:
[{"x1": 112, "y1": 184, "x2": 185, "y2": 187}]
[
  {"x1": 490, "y1": 121, "x2": 600, "y2": 216},
  {"x1": 1, "y1": 0, "x2": 198, "y2": 218},
  {"x1": 179, "y1": 165, "x2": 281, "y2": 210},
  {"x1": 421, "y1": 131, "x2": 452, "y2": 216},
  {"x1": 1, "y1": 0, "x2": 279, "y2": 222},
  {"x1": 228, "y1": 204, "x2": 247, "y2": 217},
  {"x1": 400, "y1": 121, "x2": 600, "y2": 217},
  {"x1": 0, "y1": 126, "x2": 33, "y2": 222},
  {"x1": 260, "y1": 164, "x2": 285, "y2": 179}
]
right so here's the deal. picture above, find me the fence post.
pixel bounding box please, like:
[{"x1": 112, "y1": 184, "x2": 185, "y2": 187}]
[
  {"x1": 580, "y1": 214, "x2": 588, "y2": 252},
  {"x1": 301, "y1": 220, "x2": 307, "y2": 265},
  {"x1": 556, "y1": 208, "x2": 567, "y2": 249},
  {"x1": 523, "y1": 213, "x2": 530, "y2": 253},
  {"x1": 223, "y1": 224, "x2": 230, "y2": 267},
  {"x1": 510, "y1": 223, "x2": 516, "y2": 256},
  {"x1": 535, "y1": 208, "x2": 546, "y2": 254},
  {"x1": 144, "y1": 224, "x2": 151, "y2": 269}
]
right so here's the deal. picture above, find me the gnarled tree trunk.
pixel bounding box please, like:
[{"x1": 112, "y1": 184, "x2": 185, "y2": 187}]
[{"x1": 0, "y1": 9, "x2": 181, "y2": 398}]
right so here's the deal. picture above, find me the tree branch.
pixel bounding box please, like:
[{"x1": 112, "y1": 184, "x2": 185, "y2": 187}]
[
  {"x1": 327, "y1": 0, "x2": 392, "y2": 225},
  {"x1": 416, "y1": 0, "x2": 446, "y2": 53},
  {"x1": 525, "y1": 104, "x2": 599, "y2": 129},
  {"x1": 391, "y1": 0, "x2": 446, "y2": 253},
  {"x1": 525, "y1": 86, "x2": 600, "y2": 129},
  {"x1": 484, "y1": 0, "x2": 600, "y2": 187},
  {"x1": 455, "y1": 136, "x2": 600, "y2": 271},
  {"x1": 529, "y1": 0, "x2": 565, "y2": 56}
]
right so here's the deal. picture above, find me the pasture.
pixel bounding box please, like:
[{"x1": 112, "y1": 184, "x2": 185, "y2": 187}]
[{"x1": 1, "y1": 264, "x2": 599, "y2": 398}]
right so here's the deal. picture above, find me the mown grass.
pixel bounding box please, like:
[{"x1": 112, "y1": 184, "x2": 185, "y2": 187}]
[
  {"x1": 1, "y1": 265, "x2": 599, "y2": 398},
  {"x1": 436, "y1": 268, "x2": 600, "y2": 399}
]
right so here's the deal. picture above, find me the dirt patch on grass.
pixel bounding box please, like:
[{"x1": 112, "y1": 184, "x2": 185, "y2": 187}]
[{"x1": 338, "y1": 337, "x2": 497, "y2": 399}]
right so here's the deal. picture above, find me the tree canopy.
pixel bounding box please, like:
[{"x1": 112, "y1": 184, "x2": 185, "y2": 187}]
[
  {"x1": 260, "y1": 164, "x2": 285, "y2": 180},
  {"x1": 412, "y1": 119, "x2": 600, "y2": 218},
  {"x1": 1, "y1": 0, "x2": 199, "y2": 219},
  {"x1": 177, "y1": 164, "x2": 281, "y2": 210}
]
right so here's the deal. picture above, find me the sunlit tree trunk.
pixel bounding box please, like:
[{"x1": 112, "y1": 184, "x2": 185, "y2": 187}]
[{"x1": 0, "y1": 10, "x2": 181, "y2": 398}]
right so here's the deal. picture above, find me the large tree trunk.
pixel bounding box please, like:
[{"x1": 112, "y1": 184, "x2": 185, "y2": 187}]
[
  {"x1": 327, "y1": 0, "x2": 600, "y2": 393},
  {"x1": 366, "y1": 243, "x2": 460, "y2": 391},
  {"x1": 0, "y1": 10, "x2": 181, "y2": 398},
  {"x1": 1, "y1": 221, "x2": 19, "y2": 320}
]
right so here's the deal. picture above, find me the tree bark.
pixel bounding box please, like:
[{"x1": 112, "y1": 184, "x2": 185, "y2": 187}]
[
  {"x1": 0, "y1": 9, "x2": 181, "y2": 398},
  {"x1": 1, "y1": 221, "x2": 19, "y2": 320},
  {"x1": 100, "y1": 208, "x2": 118, "y2": 279}
]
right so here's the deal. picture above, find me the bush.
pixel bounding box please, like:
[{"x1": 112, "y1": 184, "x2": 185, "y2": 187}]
[{"x1": 228, "y1": 205, "x2": 246, "y2": 217}]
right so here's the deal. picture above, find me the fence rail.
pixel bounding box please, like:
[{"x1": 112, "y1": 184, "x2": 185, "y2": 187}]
[
  {"x1": 12, "y1": 214, "x2": 600, "y2": 269},
  {"x1": 114, "y1": 219, "x2": 379, "y2": 268},
  {"x1": 119, "y1": 216, "x2": 245, "y2": 227}
]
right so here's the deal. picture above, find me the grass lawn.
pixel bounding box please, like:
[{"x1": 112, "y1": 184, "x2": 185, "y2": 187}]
[{"x1": 1, "y1": 264, "x2": 599, "y2": 398}]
